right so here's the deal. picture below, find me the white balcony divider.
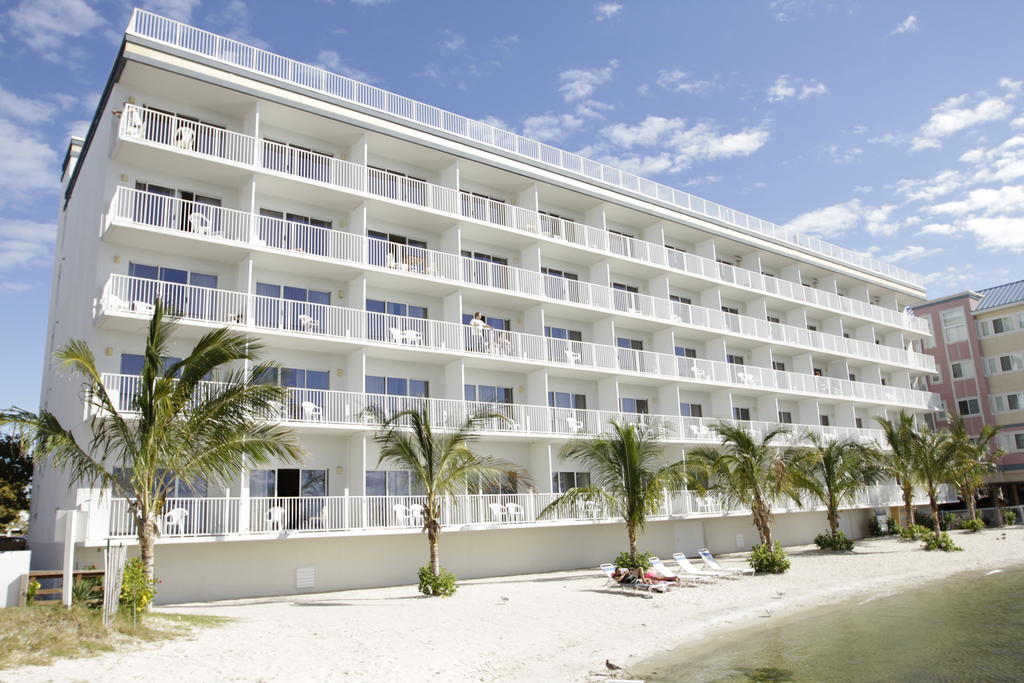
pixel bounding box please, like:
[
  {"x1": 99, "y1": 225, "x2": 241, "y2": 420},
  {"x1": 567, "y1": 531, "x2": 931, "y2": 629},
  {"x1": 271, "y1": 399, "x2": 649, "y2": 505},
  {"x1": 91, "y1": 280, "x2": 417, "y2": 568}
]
[
  {"x1": 100, "y1": 373, "x2": 891, "y2": 450},
  {"x1": 126, "y1": 9, "x2": 926, "y2": 290},
  {"x1": 113, "y1": 113, "x2": 928, "y2": 337},
  {"x1": 99, "y1": 482, "x2": 953, "y2": 541},
  {"x1": 105, "y1": 190, "x2": 937, "y2": 373},
  {"x1": 100, "y1": 275, "x2": 939, "y2": 410}
]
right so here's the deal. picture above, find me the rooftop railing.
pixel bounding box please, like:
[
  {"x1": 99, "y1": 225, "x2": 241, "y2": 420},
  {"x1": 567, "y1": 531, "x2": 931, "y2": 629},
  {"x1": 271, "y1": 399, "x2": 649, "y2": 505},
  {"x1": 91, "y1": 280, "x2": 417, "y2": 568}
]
[
  {"x1": 115, "y1": 108, "x2": 928, "y2": 335},
  {"x1": 105, "y1": 188, "x2": 938, "y2": 372},
  {"x1": 96, "y1": 482, "x2": 956, "y2": 541},
  {"x1": 125, "y1": 9, "x2": 926, "y2": 290},
  {"x1": 100, "y1": 273, "x2": 940, "y2": 410},
  {"x1": 101, "y1": 372, "x2": 890, "y2": 446}
]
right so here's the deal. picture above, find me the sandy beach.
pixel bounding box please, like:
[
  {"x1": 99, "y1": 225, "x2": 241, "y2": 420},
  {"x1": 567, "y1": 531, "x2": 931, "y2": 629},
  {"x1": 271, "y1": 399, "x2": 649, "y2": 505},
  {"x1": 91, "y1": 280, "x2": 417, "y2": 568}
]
[{"x1": 7, "y1": 528, "x2": 1024, "y2": 682}]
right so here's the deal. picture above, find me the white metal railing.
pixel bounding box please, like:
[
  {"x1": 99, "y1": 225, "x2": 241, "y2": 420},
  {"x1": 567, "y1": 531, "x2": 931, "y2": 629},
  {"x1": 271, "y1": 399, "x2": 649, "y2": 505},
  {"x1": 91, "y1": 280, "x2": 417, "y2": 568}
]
[
  {"x1": 98, "y1": 482, "x2": 931, "y2": 541},
  {"x1": 99, "y1": 273, "x2": 940, "y2": 410},
  {"x1": 104, "y1": 190, "x2": 936, "y2": 372},
  {"x1": 113, "y1": 114, "x2": 927, "y2": 337},
  {"x1": 100, "y1": 373, "x2": 892, "y2": 449},
  {"x1": 125, "y1": 9, "x2": 926, "y2": 290}
]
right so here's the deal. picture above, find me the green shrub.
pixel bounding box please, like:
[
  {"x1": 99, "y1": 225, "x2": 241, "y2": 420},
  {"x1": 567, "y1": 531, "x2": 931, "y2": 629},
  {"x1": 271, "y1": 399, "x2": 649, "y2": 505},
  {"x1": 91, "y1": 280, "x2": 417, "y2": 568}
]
[
  {"x1": 417, "y1": 566, "x2": 457, "y2": 597},
  {"x1": 942, "y1": 512, "x2": 961, "y2": 531},
  {"x1": 1003, "y1": 509, "x2": 1017, "y2": 526},
  {"x1": 867, "y1": 516, "x2": 884, "y2": 537},
  {"x1": 921, "y1": 531, "x2": 963, "y2": 552},
  {"x1": 749, "y1": 541, "x2": 790, "y2": 574},
  {"x1": 613, "y1": 551, "x2": 653, "y2": 571},
  {"x1": 815, "y1": 531, "x2": 855, "y2": 551},
  {"x1": 914, "y1": 511, "x2": 934, "y2": 530},
  {"x1": 899, "y1": 524, "x2": 930, "y2": 541},
  {"x1": 962, "y1": 518, "x2": 986, "y2": 533},
  {"x1": 72, "y1": 575, "x2": 103, "y2": 608},
  {"x1": 25, "y1": 579, "x2": 40, "y2": 605},
  {"x1": 886, "y1": 519, "x2": 898, "y2": 535},
  {"x1": 119, "y1": 559, "x2": 156, "y2": 615}
]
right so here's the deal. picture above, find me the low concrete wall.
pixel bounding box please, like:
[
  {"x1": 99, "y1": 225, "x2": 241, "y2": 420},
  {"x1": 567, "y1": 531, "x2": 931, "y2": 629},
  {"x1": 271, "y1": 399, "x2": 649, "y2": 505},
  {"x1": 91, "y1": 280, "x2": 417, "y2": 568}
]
[
  {"x1": 0, "y1": 550, "x2": 31, "y2": 607},
  {"x1": 77, "y1": 509, "x2": 873, "y2": 604}
]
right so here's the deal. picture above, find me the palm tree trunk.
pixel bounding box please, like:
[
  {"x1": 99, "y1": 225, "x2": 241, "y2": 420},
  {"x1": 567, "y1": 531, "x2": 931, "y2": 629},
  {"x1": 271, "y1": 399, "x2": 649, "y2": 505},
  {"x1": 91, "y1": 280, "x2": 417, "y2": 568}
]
[
  {"x1": 752, "y1": 498, "x2": 771, "y2": 546},
  {"x1": 902, "y1": 484, "x2": 915, "y2": 527},
  {"x1": 627, "y1": 524, "x2": 637, "y2": 555},
  {"x1": 929, "y1": 495, "x2": 941, "y2": 534},
  {"x1": 827, "y1": 508, "x2": 840, "y2": 537},
  {"x1": 137, "y1": 514, "x2": 158, "y2": 584},
  {"x1": 966, "y1": 490, "x2": 977, "y2": 520},
  {"x1": 428, "y1": 527, "x2": 440, "y2": 575}
]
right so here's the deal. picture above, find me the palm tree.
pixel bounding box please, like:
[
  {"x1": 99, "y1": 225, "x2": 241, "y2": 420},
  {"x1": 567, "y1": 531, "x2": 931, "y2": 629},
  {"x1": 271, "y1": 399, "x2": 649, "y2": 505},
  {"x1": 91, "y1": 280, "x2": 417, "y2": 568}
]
[
  {"x1": 0, "y1": 301, "x2": 304, "y2": 582},
  {"x1": 874, "y1": 411, "x2": 920, "y2": 527},
  {"x1": 945, "y1": 415, "x2": 1003, "y2": 521},
  {"x1": 373, "y1": 408, "x2": 520, "y2": 577},
  {"x1": 687, "y1": 423, "x2": 803, "y2": 548},
  {"x1": 795, "y1": 433, "x2": 884, "y2": 539},
  {"x1": 539, "y1": 420, "x2": 685, "y2": 554},
  {"x1": 912, "y1": 427, "x2": 952, "y2": 534}
]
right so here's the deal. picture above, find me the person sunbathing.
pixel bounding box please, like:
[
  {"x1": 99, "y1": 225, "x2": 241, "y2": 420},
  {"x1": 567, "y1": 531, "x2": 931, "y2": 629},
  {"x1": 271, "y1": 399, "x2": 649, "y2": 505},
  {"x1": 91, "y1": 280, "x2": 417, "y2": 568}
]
[{"x1": 612, "y1": 568, "x2": 680, "y2": 587}]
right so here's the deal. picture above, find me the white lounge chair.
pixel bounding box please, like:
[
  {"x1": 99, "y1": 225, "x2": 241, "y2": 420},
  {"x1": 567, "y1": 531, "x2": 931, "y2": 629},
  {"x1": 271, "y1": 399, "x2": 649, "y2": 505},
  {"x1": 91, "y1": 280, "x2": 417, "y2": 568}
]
[
  {"x1": 162, "y1": 507, "x2": 188, "y2": 535},
  {"x1": 300, "y1": 401, "x2": 322, "y2": 421},
  {"x1": 598, "y1": 563, "x2": 666, "y2": 596},
  {"x1": 649, "y1": 556, "x2": 702, "y2": 585},
  {"x1": 699, "y1": 547, "x2": 755, "y2": 576},
  {"x1": 671, "y1": 552, "x2": 727, "y2": 582}
]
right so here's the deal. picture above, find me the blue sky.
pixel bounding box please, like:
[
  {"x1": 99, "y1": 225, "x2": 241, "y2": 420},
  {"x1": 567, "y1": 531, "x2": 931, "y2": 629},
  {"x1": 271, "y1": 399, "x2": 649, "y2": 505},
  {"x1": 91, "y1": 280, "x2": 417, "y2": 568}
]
[{"x1": 1, "y1": 0, "x2": 1023, "y2": 411}]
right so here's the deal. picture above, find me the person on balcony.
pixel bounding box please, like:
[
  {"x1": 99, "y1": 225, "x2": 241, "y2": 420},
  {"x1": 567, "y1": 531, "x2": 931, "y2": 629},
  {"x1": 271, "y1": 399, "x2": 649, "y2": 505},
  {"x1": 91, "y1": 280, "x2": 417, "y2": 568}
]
[{"x1": 469, "y1": 312, "x2": 492, "y2": 351}]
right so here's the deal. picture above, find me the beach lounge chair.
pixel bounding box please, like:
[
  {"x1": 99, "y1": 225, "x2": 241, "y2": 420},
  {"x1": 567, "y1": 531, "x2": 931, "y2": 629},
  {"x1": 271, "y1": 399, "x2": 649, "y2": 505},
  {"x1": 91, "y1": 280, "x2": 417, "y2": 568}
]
[
  {"x1": 598, "y1": 563, "x2": 667, "y2": 597},
  {"x1": 699, "y1": 548, "x2": 755, "y2": 576},
  {"x1": 649, "y1": 556, "x2": 707, "y2": 585},
  {"x1": 671, "y1": 553, "x2": 729, "y2": 582}
]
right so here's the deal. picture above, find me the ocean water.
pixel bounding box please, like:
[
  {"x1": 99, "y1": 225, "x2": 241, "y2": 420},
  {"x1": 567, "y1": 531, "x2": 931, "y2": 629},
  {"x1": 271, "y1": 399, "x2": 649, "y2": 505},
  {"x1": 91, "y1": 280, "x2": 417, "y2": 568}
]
[{"x1": 635, "y1": 565, "x2": 1024, "y2": 682}]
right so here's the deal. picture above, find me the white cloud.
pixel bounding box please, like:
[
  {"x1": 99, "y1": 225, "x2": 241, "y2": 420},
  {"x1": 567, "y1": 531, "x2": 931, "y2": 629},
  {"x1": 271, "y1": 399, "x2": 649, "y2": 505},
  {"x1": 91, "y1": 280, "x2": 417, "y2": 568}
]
[
  {"x1": 769, "y1": 0, "x2": 817, "y2": 22},
  {"x1": 140, "y1": 0, "x2": 201, "y2": 23},
  {"x1": 478, "y1": 115, "x2": 510, "y2": 131},
  {"x1": 1012, "y1": 116, "x2": 1024, "y2": 128},
  {"x1": 595, "y1": 3, "x2": 622, "y2": 20},
  {"x1": 999, "y1": 77, "x2": 1023, "y2": 94},
  {"x1": 207, "y1": 0, "x2": 269, "y2": 49},
  {"x1": 588, "y1": 115, "x2": 770, "y2": 174},
  {"x1": 440, "y1": 30, "x2": 465, "y2": 51},
  {"x1": 655, "y1": 69, "x2": 713, "y2": 94},
  {"x1": 785, "y1": 199, "x2": 898, "y2": 238},
  {"x1": 0, "y1": 282, "x2": 34, "y2": 293},
  {"x1": 891, "y1": 15, "x2": 918, "y2": 35},
  {"x1": 929, "y1": 184, "x2": 1024, "y2": 218},
  {"x1": 0, "y1": 84, "x2": 58, "y2": 124},
  {"x1": 559, "y1": 60, "x2": 619, "y2": 102},
  {"x1": 825, "y1": 145, "x2": 863, "y2": 164},
  {"x1": 316, "y1": 50, "x2": 373, "y2": 82},
  {"x1": 0, "y1": 118, "x2": 59, "y2": 207},
  {"x1": 767, "y1": 75, "x2": 827, "y2": 102},
  {"x1": 897, "y1": 169, "x2": 967, "y2": 202},
  {"x1": 960, "y1": 216, "x2": 1024, "y2": 251},
  {"x1": 65, "y1": 119, "x2": 90, "y2": 140},
  {"x1": 682, "y1": 175, "x2": 723, "y2": 188},
  {"x1": 911, "y1": 94, "x2": 1013, "y2": 151},
  {"x1": 886, "y1": 245, "x2": 943, "y2": 263},
  {"x1": 521, "y1": 113, "x2": 584, "y2": 143},
  {"x1": 7, "y1": 0, "x2": 105, "y2": 59},
  {"x1": 853, "y1": 185, "x2": 873, "y2": 194},
  {"x1": 918, "y1": 223, "x2": 957, "y2": 235},
  {"x1": 575, "y1": 99, "x2": 614, "y2": 119},
  {"x1": 0, "y1": 218, "x2": 57, "y2": 270}
]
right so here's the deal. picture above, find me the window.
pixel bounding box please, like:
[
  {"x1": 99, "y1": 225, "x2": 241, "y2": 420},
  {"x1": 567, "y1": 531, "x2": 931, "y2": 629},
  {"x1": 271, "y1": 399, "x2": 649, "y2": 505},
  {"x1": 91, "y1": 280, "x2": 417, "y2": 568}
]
[
  {"x1": 608, "y1": 228, "x2": 637, "y2": 257},
  {"x1": 368, "y1": 230, "x2": 428, "y2": 270},
  {"x1": 254, "y1": 282, "x2": 330, "y2": 331},
  {"x1": 807, "y1": 325, "x2": 818, "y2": 332},
  {"x1": 545, "y1": 327, "x2": 584, "y2": 364},
  {"x1": 538, "y1": 210, "x2": 577, "y2": 240},
  {"x1": 992, "y1": 393, "x2": 1023, "y2": 413},
  {"x1": 670, "y1": 294, "x2": 692, "y2": 306},
  {"x1": 957, "y1": 398, "x2": 981, "y2": 416},
  {"x1": 941, "y1": 308, "x2": 968, "y2": 343},
  {"x1": 721, "y1": 306, "x2": 740, "y2": 315},
  {"x1": 141, "y1": 106, "x2": 228, "y2": 158},
  {"x1": 855, "y1": 418, "x2": 863, "y2": 429},
  {"x1": 778, "y1": 411, "x2": 792, "y2": 424},
  {"x1": 252, "y1": 468, "x2": 328, "y2": 497},
  {"x1": 675, "y1": 346, "x2": 697, "y2": 358},
  {"x1": 819, "y1": 415, "x2": 830, "y2": 426},
  {"x1": 365, "y1": 375, "x2": 430, "y2": 397},
  {"x1": 462, "y1": 312, "x2": 511, "y2": 331},
  {"x1": 767, "y1": 315, "x2": 781, "y2": 324},
  {"x1": 133, "y1": 182, "x2": 223, "y2": 234},
  {"x1": 262, "y1": 138, "x2": 333, "y2": 181},
  {"x1": 985, "y1": 353, "x2": 1024, "y2": 375},
  {"x1": 772, "y1": 361, "x2": 786, "y2": 372},
  {"x1": 930, "y1": 370, "x2": 942, "y2": 385},
  {"x1": 1016, "y1": 433, "x2": 1024, "y2": 450},
  {"x1": 465, "y1": 384, "x2": 514, "y2": 404},
  {"x1": 461, "y1": 190, "x2": 509, "y2": 225},
  {"x1": 813, "y1": 368, "x2": 824, "y2": 377},
  {"x1": 620, "y1": 398, "x2": 649, "y2": 414},
  {"x1": 612, "y1": 283, "x2": 641, "y2": 312},
  {"x1": 552, "y1": 471, "x2": 591, "y2": 493},
  {"x1": 726, "y1": 354, "x2": 745, "y2": 365},
  {"x1": 680, "y1": 403, "x2": 703, "y2": 418},
  {"x1": 549, "y1": 392, "x2": 587, "y2": 409},
  {"x1": 950, "y1": 360, "x2": 974, "y2": 380},
  {"x1": 127, "y1": 262, "x2": 219, "y2": 317},
  {"x1": 922, "y1": 316, "x2": 936, "y2": 349},
  {"x1": 368, "y1": 165, "x2": 427, "y2": 204},
  {"x1": 365, "y1": 470, "x2": 424, "y2": 496},
  {"x1": 542, "y1": 267, "x2": 582, "y2": 302},
  {"x1": 368, "y1": 299, "x2": 428, "y2": 342},
  {"x1": 617, "y1": 337, "x2": 646, "y2": 371},
  {"x1": 848, "y1": 373, "x2": 857, "y2": 382},
  {"x1": 257, "y1": 209, "x2": 332, "y2": 254},
  {"x1": 733, "y1": 407, "x2": 751, "y2": 421},
  {"x1": 979, "y1": 316, "x2": 1016, "y2": 337}
]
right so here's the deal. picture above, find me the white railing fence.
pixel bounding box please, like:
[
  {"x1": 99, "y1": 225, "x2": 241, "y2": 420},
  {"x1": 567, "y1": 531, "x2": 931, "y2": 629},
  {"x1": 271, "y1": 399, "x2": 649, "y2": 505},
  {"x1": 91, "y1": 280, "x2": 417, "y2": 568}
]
[{"x1": 126, "y1": 9, "x2": 925, "y2": 289}]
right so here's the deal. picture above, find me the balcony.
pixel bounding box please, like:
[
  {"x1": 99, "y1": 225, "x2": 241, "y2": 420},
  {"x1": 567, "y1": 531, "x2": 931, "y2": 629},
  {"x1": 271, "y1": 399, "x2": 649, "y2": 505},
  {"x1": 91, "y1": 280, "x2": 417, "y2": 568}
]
[
  {"x1": 126, "y1": 9, "x2": 926, "y2": 290},
  {"x1": 114, "y1": 103, "x2": 928, "y2": 337},
  {"x1": 100, "y1": 373, "x2": 891, "y2": 447},
  {"x1": 104, "y1": 188, "x2": 938, "y2": 373},
  {"x1": 86, "y1": 482, "x2": 956, "y2": 545},
  {"x1": 99, "y1": 275, "x2": 940, "y2": 411}
]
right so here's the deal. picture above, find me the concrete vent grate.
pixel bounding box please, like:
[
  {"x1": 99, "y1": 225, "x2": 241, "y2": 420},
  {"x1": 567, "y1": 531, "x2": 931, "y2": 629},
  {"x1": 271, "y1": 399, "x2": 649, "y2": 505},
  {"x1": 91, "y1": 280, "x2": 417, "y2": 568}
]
[{"x1": 296, "y1": 566, "x2": 315, "y2": 589}]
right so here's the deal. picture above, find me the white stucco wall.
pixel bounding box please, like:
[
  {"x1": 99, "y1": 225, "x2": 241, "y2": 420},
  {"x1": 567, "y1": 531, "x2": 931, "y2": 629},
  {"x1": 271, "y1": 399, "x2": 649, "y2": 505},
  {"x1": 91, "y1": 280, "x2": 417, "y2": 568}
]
[{"x1": 0, "y1": 551, "x2": 31, "y2": 607}]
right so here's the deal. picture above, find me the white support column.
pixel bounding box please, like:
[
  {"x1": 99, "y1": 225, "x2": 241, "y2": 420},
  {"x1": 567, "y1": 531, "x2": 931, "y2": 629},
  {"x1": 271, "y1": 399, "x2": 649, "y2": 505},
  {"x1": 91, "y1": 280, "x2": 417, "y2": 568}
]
[
  {"x1": 348, "y1": 132, "x2": 369, "y2": 167},
  {"x1": 62, "y1": 510, "x2": 78, "y2": 608}
]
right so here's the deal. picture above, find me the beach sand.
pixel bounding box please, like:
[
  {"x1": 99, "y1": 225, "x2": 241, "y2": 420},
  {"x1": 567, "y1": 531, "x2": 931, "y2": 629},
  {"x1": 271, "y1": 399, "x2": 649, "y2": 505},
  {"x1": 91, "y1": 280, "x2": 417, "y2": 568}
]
[{"x1": 7, "y1": 528, "x2": 1024, "y2": 682}]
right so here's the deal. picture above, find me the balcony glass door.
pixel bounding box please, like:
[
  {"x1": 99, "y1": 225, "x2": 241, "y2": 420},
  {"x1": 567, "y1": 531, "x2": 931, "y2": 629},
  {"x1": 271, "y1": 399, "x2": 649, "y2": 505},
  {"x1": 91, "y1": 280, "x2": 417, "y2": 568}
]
[{"x1": 132, "y1": 182, "x2": 176, "y2": 229}]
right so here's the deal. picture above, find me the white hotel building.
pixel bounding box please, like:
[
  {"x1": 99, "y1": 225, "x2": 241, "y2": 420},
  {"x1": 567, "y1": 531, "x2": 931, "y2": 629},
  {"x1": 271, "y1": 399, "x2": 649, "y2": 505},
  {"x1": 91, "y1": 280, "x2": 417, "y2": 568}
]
[{"x1": 31, "y1": 11, "x2": 945, "y2": 602}]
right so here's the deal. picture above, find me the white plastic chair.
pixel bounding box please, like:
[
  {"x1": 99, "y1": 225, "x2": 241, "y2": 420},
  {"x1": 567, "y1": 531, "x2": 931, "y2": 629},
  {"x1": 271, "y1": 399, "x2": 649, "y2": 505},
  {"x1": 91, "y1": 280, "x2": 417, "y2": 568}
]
[
  {"x1": 123, "y1": 107, "x2": 145, "y2": 137},
  {"x1": 393, "y1": 503, "x2": 418, "y2": 526},
  {"x1": 300, "y1": 401, "x2": 322, "y2": 421},
  {"x1": 298, "y1": 315, "x2": 319, "y2": 333},
  {"x1": 188, "y1": 212, "x2": 212, "y2": 235},
  {"x1": 403, "y1": 329, "x2": 423, "y2": 345},
  {"x1": 389, "y1": 327, "x2": 405, "y2": 344},
  {"x1": 505, "y1": 502, "x2": 524, "y2": 522},
  {"x1": 489, "y1": 502, "x2": 507, "y2": 523},
  {"x1": 162, "y1": 507, "x2": 188, "y2": 535},
  {"x1": 133, "y1": 300, "x2": 155, "y2": 315},
  {"x1": 567, "y1": 417, "x2": 585, "y2": 433},
  {"x1": 106, "y1": 294, "x2": 130, "y2": 312},
  {"x1": 407, "y1": 503, "x2": 424, "y2": 526},
  {"x1": 174, "y1": 125, "x2": 196, "y2": 150},
  {"x1": 309, "y1": 505, "x2": 329, "y2": 529},
  {"x1": 266, "y1": 505, "x2": 286, "y2": 531},
  {"x1": 564, "y1": 349, "x2": 582, "y2": 364}
]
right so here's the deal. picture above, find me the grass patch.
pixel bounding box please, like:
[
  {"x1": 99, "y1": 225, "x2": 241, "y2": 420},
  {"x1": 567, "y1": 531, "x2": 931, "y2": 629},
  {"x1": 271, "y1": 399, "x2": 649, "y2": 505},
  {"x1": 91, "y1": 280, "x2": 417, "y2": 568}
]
[{"x1": 0, "y1": 604, "x2": 230, "y2": 670}]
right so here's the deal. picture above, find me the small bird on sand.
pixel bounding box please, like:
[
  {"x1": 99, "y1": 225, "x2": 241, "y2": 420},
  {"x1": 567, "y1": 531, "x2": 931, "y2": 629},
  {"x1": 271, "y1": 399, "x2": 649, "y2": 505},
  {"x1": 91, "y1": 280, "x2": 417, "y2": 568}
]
[
  {"x1": 606, "y1": 659, "x2": 623, "y2": 671},
  {"x1": 500, "y1": 595, "x2": 510, "y2": 605},
  {"x1": 774, "y1": 590, "x2": 785, "y2": 599}
]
